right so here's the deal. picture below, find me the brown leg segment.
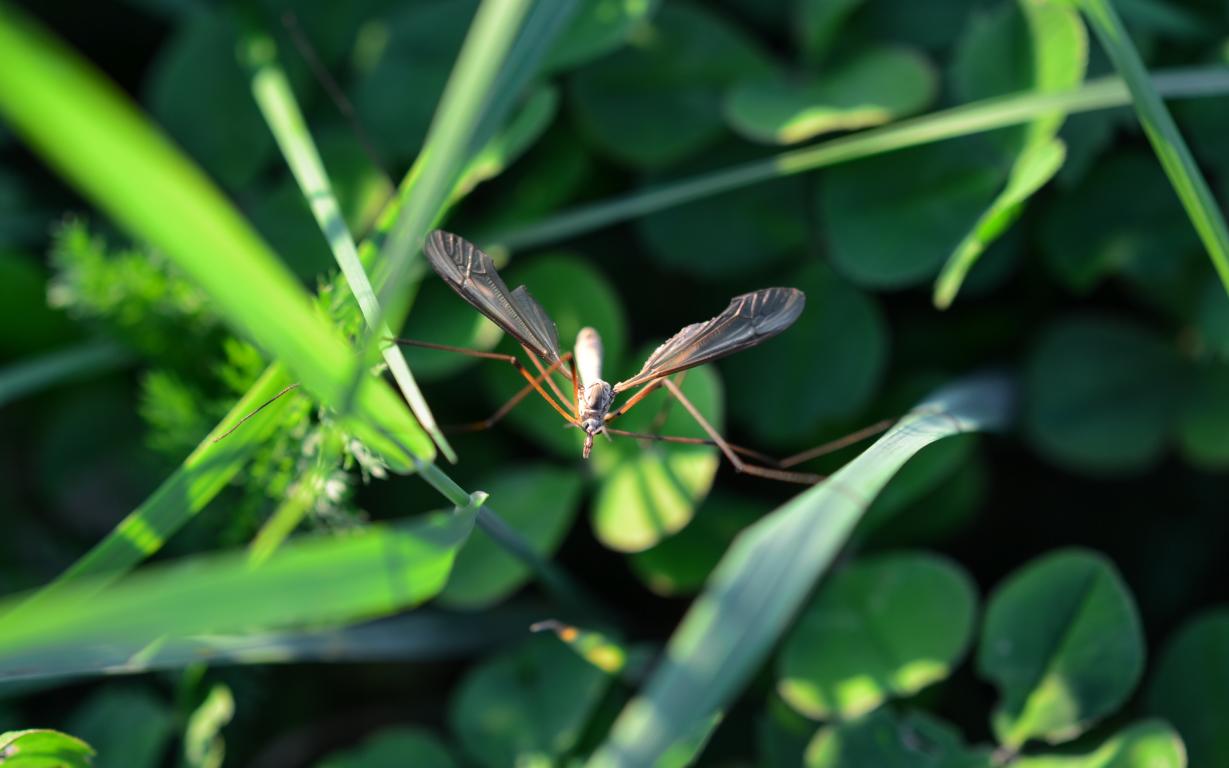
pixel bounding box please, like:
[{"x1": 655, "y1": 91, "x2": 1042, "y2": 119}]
[
  {"x1": 445, "y1": 353, "x2": 575, "y2": 433},
  {"x1": 659, "y1": 379, "x2": 823, "y2": 485},
  {"x1": 390, "y1": 338, "x2": 578, "y2": 425}
]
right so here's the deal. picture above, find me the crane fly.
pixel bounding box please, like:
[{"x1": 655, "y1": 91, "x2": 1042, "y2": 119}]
[
  {"x1": 394, "y1": 230, "x2": 885, "y2": 484},
  {"x1": 216, "y1": 231, "x2": 890, "y2": 483}
]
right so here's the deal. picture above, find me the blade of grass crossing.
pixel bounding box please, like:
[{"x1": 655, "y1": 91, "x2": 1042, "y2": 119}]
[
  {"x1": 588, "y1": 374, "x2": 1015, "y2": 767},
  {"x1": 39, "y1": 363, "x2": 301, "y2": 593},
  {"x1": 244, "y1": 32, "x2": 456, "y2": 463},
  {"x1": 0, "y1": 340, "x2": 131, "y2": 407},
  {"x1": 492, "y1": 67, "x2": 1229, "y2": 251},
  {"x1": 353, "y1": 0, "x2": 536, "y2": 410},
  {"x1": 0, "y1": 5, "x2": 433, "y2": 472},
  {"x1": 0, "y1": 510, "x2": 476, "y2": 668},
  {"x1": 0, "y1": 606, "x2": 547, "y2": 688},
  {"x1": 1076, "y1": 0, "x2": 1229, "y2": 297}
]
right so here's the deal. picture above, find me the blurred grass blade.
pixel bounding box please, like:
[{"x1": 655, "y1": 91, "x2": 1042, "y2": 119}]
[
  {"x1": 247, "y1": 419, "x2": 343, "y2": 565},
  {"x1": 0, "y1": 340, "x2": 131, "y2": 407},
  {"x1": 42, "y1": 364, "x2": 301, "y2": 591},
  {"x1": 365, "y1": 0, "x2": 535, "y2": 372},
  {"x1": 1076, "y1": 0, "x2": 1229, "y2": 296},
  {"x1": 0, "y1": 607, "x2": 545, "y2": 688},
  {"x1": 0, "y1": 4, "x2": 432, "y2": 471},
  {"x1": 245, "y1": 33, "x2": 456, "y2": 463},
  {"x1": 588, "y1": 374, "x2": 1015, "y2": 767},
  {"x1": 0, "y1": 510, "x2": 475, "y2": 667},
  {"x1": 934, "y1": 138, "x2": 1067, "y2": 308},
  {"x1": 493, "y1": 67, "x2": 1229, "y2": 251}
]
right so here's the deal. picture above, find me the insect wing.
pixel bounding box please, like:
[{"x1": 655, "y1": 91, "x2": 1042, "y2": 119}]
[
  {"x1": 614, "y1": 287, "x2": 805, "y2": 392},
  {"x1": 423, "y1": 230, "x2": 561, "y2": 363}
]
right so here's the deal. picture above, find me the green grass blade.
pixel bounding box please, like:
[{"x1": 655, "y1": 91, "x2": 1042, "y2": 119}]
[
  {"x1": 368, "y1": 0, "x2": 534, "y2": 352},
  {"x1": 934, "y1": 138, "x2": 1068, "y2": 308},
  {"x1": 0, "y1": 510, "x2": 475, "y2": 666},
  {"x1": 0, "y1": 340, "x2": 131, "y2": 407},
  {"x1": 587, "y1": 374, "x2": 1015, "y2": 767},
  {"x1": 48, "y1": 363, "x2": 300, "y2": 589},
  {"x1": 0, "y1": 4, "x2": 432, "y2": 471},
  {"x1": 1076, "y1": 0, "x2": 1229, "y2": 297},
  {"x1": 493, "y1": 67, "x2": 1229, "y2": 251},
  {"x1": 245, "y1": 33, "x2": 456, "y2": 463},
  {"x1": 0, "y1": 606, "x2": 543, "y2": 687}
]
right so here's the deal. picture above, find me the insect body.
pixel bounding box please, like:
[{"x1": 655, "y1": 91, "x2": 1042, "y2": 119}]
[{"x1": 422, "y1": 230, "x2": 809, "y2": 472}]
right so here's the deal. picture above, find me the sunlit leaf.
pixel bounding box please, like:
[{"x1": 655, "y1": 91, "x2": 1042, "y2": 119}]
[
  {"x1": 805, "y1": 708, "x2": 993, "y2": 768},
  {"x1": 726, "y1": 47, "x2": 937, "y2": 145},
  {"x1": 778, "y1": 552, "x2": 977, "y2": 721},
  {"x1": 978, "y1": 549, "x2": 1144, "y2": 749},
  {"x1": 1013, "y1": 720, "x2": 1186, "y2": 768},
  {"x1": 629, "y1": 492, "x2": 763, "y2": 596},
  {"x1": 591, "y1": 359, "x2": 722, "y2": 552},
  {"x1": 568, "y1": 2, "x2": 773, "y2": 168}
]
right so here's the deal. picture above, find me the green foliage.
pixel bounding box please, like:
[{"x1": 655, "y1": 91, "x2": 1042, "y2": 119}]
[
  {"x1": 805, "y1": 708, "x2": 993, "y2": 768},
  {"x1": 590, "y1": 357, "x2": 722, "y2": 552},
  {"x1": 0, "y1": 729, "x2": 94, "y2": 768},
  {"x1": 146, "y1": 8, "x2": 276, "y2": 188},
  {"x1": 2, "y1": 0, "x2": 1229, "y2": 764},
  {"x1": 592, "y1": 376, "x2": 1011, "y2": 765},
  {"x1": 64, "y1": 687, "x2": 172, "y2": 768},
  {"x1": 317, "y1": 728, "x2": 456, "y2": 768},
  {"x1": 1147, "y1": 608, "x2": 1229, "y2": 767},
  {"x1": 1024, "y1": 315, "x2": 1185, "y2": 473},
  {"x1": 439, "y1": 465, "x2": 583, "y2": 608},
  {"x1": 0, "y1": 510, "x2": 474, "y2": 664},
  {"x1": 778, "y1": 552, "x2": 977, "y2": 721},
  {"x1": 628, "y1": 492, "x2": 763, "y2": 596},
  {"x1": 636, "y1": 144, "x2": 807, "y2": 278},
  {"x1": 726, "y1": 47, "x2": 938, "y2": 145},
  {"x1": 978, "y1": 549, "x2": 1145, "y2": 749},
  {"x1": 182, "y1": 684, "x2": 233, "y2": 768},
  {"x1": 449, "y1": 634, "x2": 611, "y2": 767},
  {"x1": 569, "y1": 3, "x2": 773, "y2": 168},
  {"x1": 1013, "y1": 720, "x2": 1186, "y2": 768},
  {"x1": 724, "y1": 261, "x2": 888, "y2": 444}
]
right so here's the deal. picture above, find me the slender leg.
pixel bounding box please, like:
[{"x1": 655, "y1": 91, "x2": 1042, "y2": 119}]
[
  {"x1": 778, "y1": 419, "x2": 894, "y2": 468},
  {"x1": 522, "y1": 345, "x2": 574, "y2": 411},
  {"x1": 569, "y1": 356, "x2": 580, "y2": 415},
  {"x1": 447, "y1": 353, "x2": 574, "y2": 433},
  {"x1": 659, "y1": 379, "x2": 823, "y2": 485},
  {"x1": 211, "y1": 383, "x2": 303, "y2": 443},
  {"x1": 390, "y1": 338, "x2": 578, "y2": 425},
  {"x1": 603, "y1": 427, "x2": 780, "y2": 465}
]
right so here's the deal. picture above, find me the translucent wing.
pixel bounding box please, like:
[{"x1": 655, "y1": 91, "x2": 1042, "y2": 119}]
[
  {"x1": 614, "y1": 287, "x2": 805, "y2": 392},
  {"x1": 423, "y1": 230, "x2": 561, "y2": 364}
]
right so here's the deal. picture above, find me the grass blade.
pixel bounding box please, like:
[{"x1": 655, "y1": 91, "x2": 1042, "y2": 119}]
[
  {"x1": 0, "y1": 606, "x2": 544, "y2": 687},
  {"x1": 1076, "y1": 0, "x2": 1229, "y2": 297},
  {"x1": 46, "y1": 364, "x2": 301, "y2": 589},
  {"x1": 0, "y1": 510, "x2": 475, "y2": 668},
  {"x1": 245, "y1": 33, "x2": 456, "y2": 462},
  {"x1": 0, "y1": 340, "x2": 131, "y2": 407},
  {"x1": 0, "y1": 4, "x2": 432, "y2": 471},
  {"x1": 493, "y1": 67, "x2": 1229, "y2": 251},
  {"x1": 368, "y1": 0, "x2": 535, "y2": 348},
  {"x1": 588, "y1": 374, "x2": 1015, "y2": 767}
]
